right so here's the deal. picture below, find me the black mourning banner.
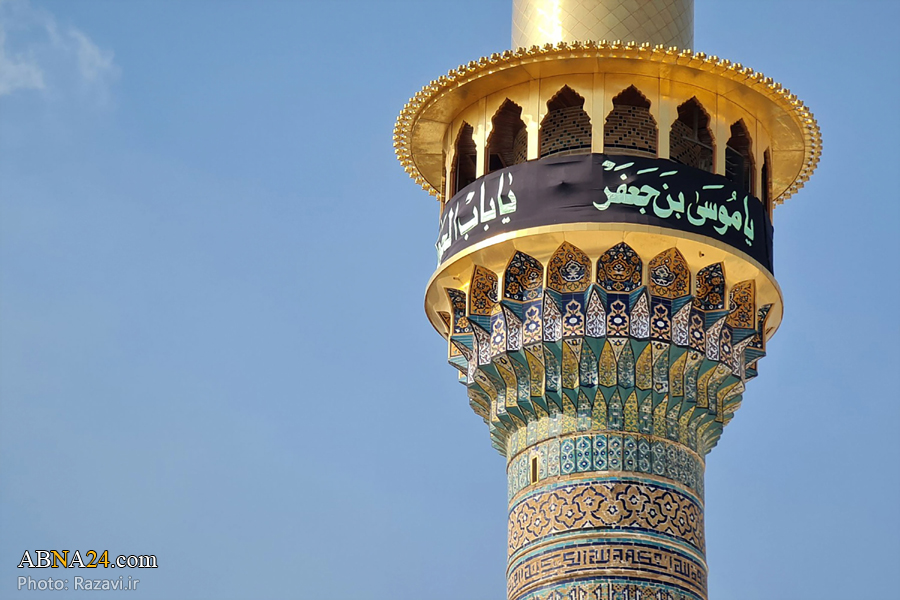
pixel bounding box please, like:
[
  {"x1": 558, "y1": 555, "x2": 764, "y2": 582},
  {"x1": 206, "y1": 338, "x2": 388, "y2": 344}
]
[{"x1": 436, "y1": 153, "x2": 774, "y2": 272}]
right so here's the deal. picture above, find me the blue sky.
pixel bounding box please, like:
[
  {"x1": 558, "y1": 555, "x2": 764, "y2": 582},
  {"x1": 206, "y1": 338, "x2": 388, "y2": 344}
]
[{"x1": 1, "y1": 0, "x2": 898, "y2": 598}]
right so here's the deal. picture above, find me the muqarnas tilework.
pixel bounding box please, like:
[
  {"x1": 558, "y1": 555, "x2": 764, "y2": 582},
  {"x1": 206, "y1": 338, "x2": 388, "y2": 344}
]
[{"x1": 445, "y1": 242, "x2": 768, "y2": 460}]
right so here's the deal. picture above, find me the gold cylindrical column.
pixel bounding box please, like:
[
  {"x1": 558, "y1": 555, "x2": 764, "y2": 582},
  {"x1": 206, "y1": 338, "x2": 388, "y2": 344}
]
[{"x1": 511, "y1": 0, "x2": 694, "y2": 49}]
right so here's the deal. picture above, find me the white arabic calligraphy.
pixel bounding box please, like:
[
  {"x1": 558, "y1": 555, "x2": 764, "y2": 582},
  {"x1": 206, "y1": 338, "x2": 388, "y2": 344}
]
[
  {"x1": 436, "y1": 171, "x2": 517, "y2": 262},
  {"x1": 594, "y1": 163, "x2": 756, "y2": 246}
]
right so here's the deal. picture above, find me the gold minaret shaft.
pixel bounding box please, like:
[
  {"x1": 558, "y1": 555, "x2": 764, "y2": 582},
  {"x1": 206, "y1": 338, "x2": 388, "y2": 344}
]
[{"x1": 512, "y1": 0, "x2": 693, "y2": 49}]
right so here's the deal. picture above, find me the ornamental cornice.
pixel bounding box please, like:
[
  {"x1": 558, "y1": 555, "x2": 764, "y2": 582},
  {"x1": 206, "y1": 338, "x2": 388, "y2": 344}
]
[{"x1": 393, "y1": 41, "x2": 821, "y2": 206}]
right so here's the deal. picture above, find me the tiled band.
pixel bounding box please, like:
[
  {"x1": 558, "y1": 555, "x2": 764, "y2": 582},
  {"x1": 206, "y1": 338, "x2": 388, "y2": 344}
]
[
  {"x1": 508, "y1": 478, "x2": 705, "y2": 557},
  {"x1": 507, "y1": 477, "x2": 706, "y2": 600},
  {"x1": 508, "y1": 540, "x2": 706, "y2": 600},
  {"x1": 513, "y1": 578, "x2": 705, "y2": 600},
  {"x1": 507, "y1": 432, "x2": 705, "y2": 501}
]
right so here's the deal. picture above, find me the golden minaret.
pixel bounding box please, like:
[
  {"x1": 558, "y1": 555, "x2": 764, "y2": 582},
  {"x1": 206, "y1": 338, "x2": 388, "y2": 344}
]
[{"x1": 395, "y1": 1, "x2": 820, "y2": 598}]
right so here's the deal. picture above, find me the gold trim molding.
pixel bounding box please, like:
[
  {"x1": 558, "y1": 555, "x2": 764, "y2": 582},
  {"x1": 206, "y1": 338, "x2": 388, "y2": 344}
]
[
  {"x1": 394, "y1": 41, "x2": 821, "y2": 206},
  {"x1": 423, "y1": 222, "x2": 783, "y2": 340}
]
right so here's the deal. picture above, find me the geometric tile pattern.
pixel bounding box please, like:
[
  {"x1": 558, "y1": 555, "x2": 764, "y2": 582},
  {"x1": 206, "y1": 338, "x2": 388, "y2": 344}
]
[
  {"x1": 507, "y1": 476, "x2": 707, "y2": 600},
  {"x1": 548, "y1": 241, "x2": 592, "y2": 293},
  {"x1": 506, "y1": 432, "x2": 704, "y2": 500},
  {"x1": 447, "y1": 242, "x2": 767, "y2": 459},
  {"x1": 597, "y1": 242, "x2": 642, "y2": 292},
  {"x1": 648, "y1": 248, "x2": 690, "y2": 299},
  {"x1": 505, "y1": 251, "x2": 544, "y2": 302},
  {"x1": 693, "y1": 263, "x2": 725, "y2": 311},
  {"x1": 508, "y1": 477, "x2": 705, "y2": 557},
  {"x1": 469, "y1": 265, "x2": 499, "y2": 316}
]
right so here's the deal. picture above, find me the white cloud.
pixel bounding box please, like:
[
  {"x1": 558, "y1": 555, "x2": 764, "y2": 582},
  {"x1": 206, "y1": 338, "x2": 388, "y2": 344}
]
[
  {"x1": 0, "y1": 29, "x2": 44, "y2": 95},
  {"x1": 0, "y1": 0, "x2": 117, "y2": 99},
  {"x1": 69, "y1": 28, "x2": 114, "y2": 84}
]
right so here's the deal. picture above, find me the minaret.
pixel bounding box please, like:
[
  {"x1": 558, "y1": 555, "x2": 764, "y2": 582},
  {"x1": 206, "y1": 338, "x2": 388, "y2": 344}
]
[{"x1": 394, "y1": 1, "x2": 820, "y2": 599}]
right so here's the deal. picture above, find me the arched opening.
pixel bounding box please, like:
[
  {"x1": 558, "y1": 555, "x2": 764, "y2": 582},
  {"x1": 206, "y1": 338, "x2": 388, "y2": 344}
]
[
  {"x1": 604, "y1": 85, "x2": 657, "y2": 158},
  {"x1": 486, "y1": 100, "x2": 527, "y2": 174},
  {"x1": 669, "y1": 98, "x2": 714, "y2": 172},
  {"x1": 539, "y1": 86, "x2": 591, "y2": 159},
  {"x1": 761, "y1": 148, "x2": 772, "y2": 211},
  {"x1": 725, "y1": 120, "x2": 755, "y2": 196},
  {"x1": 449, "y1": 122, "x2": 477, "y2": 197}
]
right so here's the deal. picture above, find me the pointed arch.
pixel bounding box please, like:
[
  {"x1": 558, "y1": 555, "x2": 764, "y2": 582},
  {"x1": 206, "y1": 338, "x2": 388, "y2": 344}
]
[
  {"x1": 604, "y1": 85, "x2": 657, "y2": 158},
  {"x1": 618, "y1": 343, "x2": 636, "y2": 389},
  {"x1": 669, "y1": 97, "x2": 714, "y2": 172},
  {"x1": 547, "y1": 241, "x2": 591, "y2": 293},
  {"x1": 579, "y1": 345, "x2": 597, "y2": 387},
  {"x1": 623, "y1": 391, "x2": 639, "y2": 432},
  {"x1": 671, "y1": 303, "x2": 691, "y2": 347},
  {"x1": 597, "y1": 242, "x2": 642, "y2": 292},
  {"x1": 652, "y1": 343, "x2": 670, "y2": 395},
  {"x1": 486, "y1": 99, "x2": 527, "y2": 174},
  {"x1": 636, "y1": 346, "x2": 652, "y2": 390},
  {"x1": 489, "y1": 304, "x2": 507, "y2": 358},
  {"x1": 450, "y1": 122, "x2": 477, "y2": 197},
  {"x1": 648, "y1": 248, "x2": 691, "y2": 299},
  {"x1": 539, "y1": 86, "x2": 591, "y2": 159},
  {"x1": 608, "y1": 391, "x2": 624, "y2": 430},
  {"x1": 630, "y1": 293, "x2": 650, "y2": 339},
  {"x1": 726, "y1": 119, "x2": 755, "y2": 196},
  {"x1": 653, "y1": 402, "x2": 667, "y2": 439},
  {"x1": 542, "y1": 296, "x2": 562, "y2": 342},
  {"x1": 504, "y1": 251, "x2": 544, "y2": 302},
  {"x1": 503, "y1": 306, "x2": 523, "y2": 354},
  {"x1": 592, "y1": 394, "x2": 608, "y2": 432},
  {"x1": 598, "y1": 342, "x2": 617, "y2": 387},
  {"x1": 585, "y1": 289, "x2": 607, "y2": 338}
]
